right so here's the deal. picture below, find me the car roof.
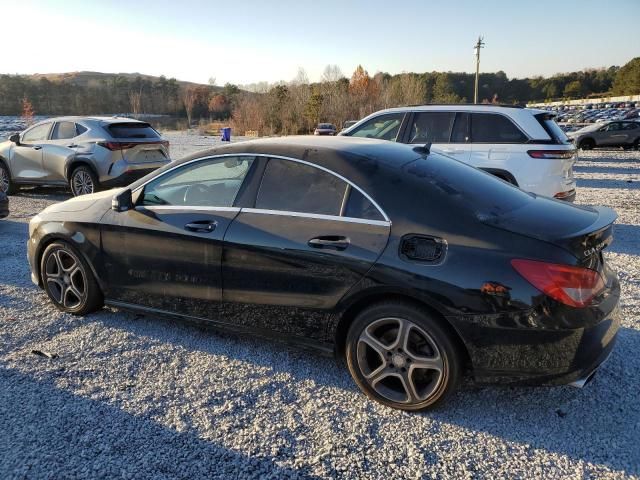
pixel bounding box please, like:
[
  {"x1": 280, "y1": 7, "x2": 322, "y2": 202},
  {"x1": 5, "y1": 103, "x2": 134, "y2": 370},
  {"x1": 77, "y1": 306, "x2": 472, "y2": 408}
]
[{"x1": 27, "y1": 116, "x2": 149, "y2": 126}]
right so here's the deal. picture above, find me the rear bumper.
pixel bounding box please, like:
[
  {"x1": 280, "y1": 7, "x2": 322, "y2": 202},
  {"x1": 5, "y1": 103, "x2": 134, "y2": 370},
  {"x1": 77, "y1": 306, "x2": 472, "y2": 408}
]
[{"x1": 101, "y1": 167, "x2": 161, "y2": 188}]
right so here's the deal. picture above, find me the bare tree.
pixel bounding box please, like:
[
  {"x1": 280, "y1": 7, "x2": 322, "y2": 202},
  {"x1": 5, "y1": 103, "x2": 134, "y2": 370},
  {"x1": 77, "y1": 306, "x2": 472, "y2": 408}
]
[
  {"x1": 182, "y1": 87, "x2": 197, "y2": 126},
  {"x1": 128, "y1": 90, "x2": 142, "y2": 116}
]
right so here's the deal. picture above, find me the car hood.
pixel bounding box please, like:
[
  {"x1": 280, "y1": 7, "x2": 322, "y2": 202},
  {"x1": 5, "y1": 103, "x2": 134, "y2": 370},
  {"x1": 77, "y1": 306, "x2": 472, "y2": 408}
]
[
  {"x1": 479, "y1": 195, "x2": 617, "y2": 261},
  {"x1": 41, "y1": 188, "x2": 123, "y2": 214}
]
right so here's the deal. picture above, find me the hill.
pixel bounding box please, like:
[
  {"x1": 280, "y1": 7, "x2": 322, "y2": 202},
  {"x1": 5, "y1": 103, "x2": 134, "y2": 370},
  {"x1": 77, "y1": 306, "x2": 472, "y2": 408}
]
[{"x1": 27, "y1": 71, "x2": 215, "y2": 91}]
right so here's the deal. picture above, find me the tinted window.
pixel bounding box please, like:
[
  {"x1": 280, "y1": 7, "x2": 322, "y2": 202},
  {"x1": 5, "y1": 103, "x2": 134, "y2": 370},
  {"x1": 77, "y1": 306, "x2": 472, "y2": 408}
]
[
  {"x1": 108, "y1": 122, "x2": 160, "y2": 139},
  {"x1": 623, "y1": 122, "x2": 639, "y2": 130},
  {"x1": 349, "y1": 113, "x2": 404, "y2": 141},
  {"x1": 51, "y1": 121, "x2": 77, "y2": 140},
  {"x1": 76, "y1": 123, "x2": 88, "y2": 135},
  {"x1": 256, "y1": 159, "x2": 347, "y2": 216},
  {"x1": 22, "y1": 123, "x2": 51, "y2": 143},
  {"x1": 141, "y1": 156, "x2": 253, "y2": 207},
  {"x1": 471, "y1": 113, "x2": 527, "y2": 143},
  {"x1": 537, "y1": 115, "x2": 570, "y2": 143},
  {"x1": 450, "y1": 113, "x2": 470, "y2": 143},
  {"x1": 344, "y1": 188, "x2": 384, "y2": 221},
  {"x1": 408, "y1": 112, "x2": 455, "y2": 143}
]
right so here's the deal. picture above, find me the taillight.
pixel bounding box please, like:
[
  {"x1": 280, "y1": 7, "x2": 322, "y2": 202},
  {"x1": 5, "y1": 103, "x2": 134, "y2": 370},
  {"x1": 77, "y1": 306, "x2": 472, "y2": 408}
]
[
  {"x1": 98, "y1": 141, "x2": 137, "y2": 151},
  {"x1": 527, "y1": 150, "x2": 575, "y2": 159},
  {"x1": 511, "y1": 259, "x2": 604, "y2": 307}
]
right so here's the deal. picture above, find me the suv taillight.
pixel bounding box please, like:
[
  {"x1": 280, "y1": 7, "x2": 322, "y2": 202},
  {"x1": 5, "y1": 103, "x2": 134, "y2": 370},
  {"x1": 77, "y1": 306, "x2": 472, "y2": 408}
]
[
  {"x1": 98, "y1": 141, "x2": 136, "y2": 151},
  {"x1": 511, "y1": 259, "x2": 604, "y2": 307},
  {"x1": 527, "y1": 150, "x2": 576, "y2": 159}
]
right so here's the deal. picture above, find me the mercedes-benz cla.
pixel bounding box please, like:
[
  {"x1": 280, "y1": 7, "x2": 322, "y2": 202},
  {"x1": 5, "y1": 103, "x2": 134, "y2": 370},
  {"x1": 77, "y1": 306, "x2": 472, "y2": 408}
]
[{"x1": 27, "y1": 136, "x2": 620, "y2": 410}]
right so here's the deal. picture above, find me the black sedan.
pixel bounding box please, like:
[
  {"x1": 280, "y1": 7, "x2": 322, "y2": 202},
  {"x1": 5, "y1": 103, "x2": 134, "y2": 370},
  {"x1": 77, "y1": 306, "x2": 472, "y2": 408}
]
[
  {"x1": 0, "y1": 190, "x2": 8, "y2": 218},
  {"x1": 27, "y1": 136, "x2": 620, "y2": 410}
]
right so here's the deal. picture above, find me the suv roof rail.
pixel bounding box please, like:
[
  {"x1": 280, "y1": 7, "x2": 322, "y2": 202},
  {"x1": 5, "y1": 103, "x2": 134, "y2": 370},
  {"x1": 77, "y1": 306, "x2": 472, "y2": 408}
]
[{"x1": 404, "y1": 103, "x2": 526, "y2": 109}]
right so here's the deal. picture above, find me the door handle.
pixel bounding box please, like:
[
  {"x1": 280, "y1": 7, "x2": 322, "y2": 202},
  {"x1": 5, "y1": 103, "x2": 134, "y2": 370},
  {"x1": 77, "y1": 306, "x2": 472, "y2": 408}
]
[
  {"x1": 442, "y1": 148, "x2": 463, "y2": 154},
  {"x1": 184, "y1": 220, "x2": 217, "y2": 233},
  {"x1": 32, "y1": 146, "x2": 42, "y2": 150},
  {"x1": 67, "y1": 144, "x2": 78, "y2": 148},
  {"x1": 308, "y1": 236, "x2": 350, "y2": 250}
]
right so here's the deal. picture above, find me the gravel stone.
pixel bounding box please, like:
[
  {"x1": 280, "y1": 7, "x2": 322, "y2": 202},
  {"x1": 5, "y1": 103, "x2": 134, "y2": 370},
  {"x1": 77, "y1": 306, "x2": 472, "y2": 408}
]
[{"x1": 0, "y1": 136, "x2": 638, "y2": 479}]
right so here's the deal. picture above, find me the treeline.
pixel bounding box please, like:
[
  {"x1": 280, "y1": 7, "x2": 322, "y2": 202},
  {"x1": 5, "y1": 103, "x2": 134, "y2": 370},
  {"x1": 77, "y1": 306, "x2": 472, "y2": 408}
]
[{"x1": 1, "y1": 58, "x2": 638, "y2": 137}]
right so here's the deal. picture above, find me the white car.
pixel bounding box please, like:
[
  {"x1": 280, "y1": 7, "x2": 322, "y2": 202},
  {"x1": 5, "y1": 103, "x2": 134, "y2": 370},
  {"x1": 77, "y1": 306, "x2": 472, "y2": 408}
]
[{"x1": 340, "y1": 105, "x2": 577, "y2": 201}]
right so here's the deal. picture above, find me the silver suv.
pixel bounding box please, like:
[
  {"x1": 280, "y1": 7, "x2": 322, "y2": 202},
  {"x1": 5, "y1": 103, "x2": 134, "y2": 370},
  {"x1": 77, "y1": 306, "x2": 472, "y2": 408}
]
[
  {"x1": 567, "y1": 120, "x2": 640, "y2": 150},
  {"x1": 0, "y1": 117, "x2": 170, "y2": 196}
]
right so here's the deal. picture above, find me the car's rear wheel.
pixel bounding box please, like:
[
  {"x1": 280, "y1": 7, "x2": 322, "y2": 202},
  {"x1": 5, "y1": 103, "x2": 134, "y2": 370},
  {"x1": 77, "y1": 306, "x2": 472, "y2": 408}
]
[
  {"x1": 579, "y1": 138, "x2": 595, "y2": 150},
  {"x1": 40, "y1": 242, "x2": 103, "y2": 315},
  {"x1": 345, "y1": 301, "x2": 462, "y2": 411},
  {"x1": 70, "y1": 166, "x2": 99, "y2": 196},
  {"x1": 0, "y1": 162, "x2": 16, "y2": 195}
]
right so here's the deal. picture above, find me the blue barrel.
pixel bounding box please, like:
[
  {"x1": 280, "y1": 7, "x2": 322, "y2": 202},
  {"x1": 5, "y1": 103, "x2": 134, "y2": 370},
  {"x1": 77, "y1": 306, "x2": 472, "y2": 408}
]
[{"x1": 221, "y1": 127, "x2": 231, "y2": 142}]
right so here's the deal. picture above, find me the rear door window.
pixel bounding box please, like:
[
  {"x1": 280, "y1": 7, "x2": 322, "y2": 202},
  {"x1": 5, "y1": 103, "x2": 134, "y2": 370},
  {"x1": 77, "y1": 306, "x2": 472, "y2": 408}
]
[
  {"x1": 471, "y1": 113, "x2": 527, "y2": 143},
  {"x1": 256, "y1": 159, "x2": 347, "y2": 216},
  {"x1": 51, "y1": 121, "x2": 78, "y2": 140},
  {"x1": 450, "y1": 113, "x2": 470, "y2": 143},
  {"x1": 407, "y1": 112, "x2": 455, "y2": 144},
  {"x1": 348, "y1": 113, "x2": 404, "y2": 141},
  {"x1": 108, "y1": 123, "x2": 160, "y2": 139}
]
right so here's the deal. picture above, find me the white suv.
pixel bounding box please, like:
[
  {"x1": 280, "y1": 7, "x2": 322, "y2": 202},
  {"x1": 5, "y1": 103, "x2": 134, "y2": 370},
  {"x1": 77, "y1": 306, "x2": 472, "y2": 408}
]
[{"x1": 340, "y1": 105, "x2": 577, "y2": 201}]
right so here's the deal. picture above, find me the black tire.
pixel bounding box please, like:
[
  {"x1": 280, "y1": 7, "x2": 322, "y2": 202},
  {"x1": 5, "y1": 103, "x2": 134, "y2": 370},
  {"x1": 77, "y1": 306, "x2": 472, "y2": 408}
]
[
  {"x1": 345, "y1": 301, "x2": 462, "y2": 411},
  {"x1": 579, "y1": 138, "x2": 595, "y2": 150},
  {"x1": 40, "y1": 242, "x2": 103, "y2": 315},
  {"x1": 0, "y1": 161, "x2": 16, "y2": 195},
  {"x1": 634, "y1": 139, "x2": 640, "y2": 151},
  {"x1": 69, "y1": 165, "x2": 99, "y2": 196}
]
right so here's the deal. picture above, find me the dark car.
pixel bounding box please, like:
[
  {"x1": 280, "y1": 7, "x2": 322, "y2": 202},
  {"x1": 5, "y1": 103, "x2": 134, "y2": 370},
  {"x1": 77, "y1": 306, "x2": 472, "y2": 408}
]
[
  {"x1": 314, "y1": 123, "x2": 337, "y2": 136},
  {"x1": 27, "y1": 137, "x2": 620, "y2": 411},
  {"x1": 0, "y1": 190, "x2": 8, "y2": 218}
]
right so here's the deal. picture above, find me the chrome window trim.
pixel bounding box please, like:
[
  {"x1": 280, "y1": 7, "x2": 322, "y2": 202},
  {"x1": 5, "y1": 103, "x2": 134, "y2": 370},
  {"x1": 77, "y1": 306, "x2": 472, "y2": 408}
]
[
  {"x1": 137, "y1": 205, "x2": 240, "y2": 213},
  {"x1": 133, "y1": 153, "x2": 390, "y2": 222},
  {"x1": 241, "y1": 208, "x2": 390, "y2": 227}
]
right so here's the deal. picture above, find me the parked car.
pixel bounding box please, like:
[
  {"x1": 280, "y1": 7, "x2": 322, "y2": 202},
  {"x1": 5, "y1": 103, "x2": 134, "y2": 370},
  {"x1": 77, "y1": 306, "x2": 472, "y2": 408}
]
[
  {"x1": 313, "y1": 123, "x2": 337, "y2": 136},
  {"x1": 342, "y1": 120, "x2": 358, "y2": 131},
  {"x1": 567, "y1": 120, "x2": 640, "y2": 150},
  {"x1": 0, "y1": 190, "x2": 8, "y2": 218},
  {"x1": 28, "y1": 136, "x2": 620, "y2": 411},
  {"x1": 340, "y1": 105, "x2": 577, "y2": 201},
  {"x1": 0, "y1": 117, "x2": 170, "y2": 196}
]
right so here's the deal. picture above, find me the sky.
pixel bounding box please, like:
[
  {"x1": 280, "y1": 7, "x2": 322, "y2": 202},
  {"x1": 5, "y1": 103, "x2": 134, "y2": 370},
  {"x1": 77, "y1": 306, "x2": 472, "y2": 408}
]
[{"x1": 1, "y1": 0, "x2": 638, "y2": 85}]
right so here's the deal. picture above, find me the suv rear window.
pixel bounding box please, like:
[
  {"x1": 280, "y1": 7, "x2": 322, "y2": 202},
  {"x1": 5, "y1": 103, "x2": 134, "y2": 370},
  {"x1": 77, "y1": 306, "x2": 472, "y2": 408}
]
[
  {"x1": 107, "y1": 123, "x2": 160, "y2": 139},
  {"x1": 535, "y1": 113, "x2": 570, "y2": 144},
  {"x1": 471, "y1": 113, "x2": 527, "y2": 143}
]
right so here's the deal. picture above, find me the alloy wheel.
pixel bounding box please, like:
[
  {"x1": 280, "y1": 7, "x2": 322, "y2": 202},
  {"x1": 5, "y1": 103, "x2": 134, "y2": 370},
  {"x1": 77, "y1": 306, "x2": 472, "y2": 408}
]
[
  {"x1": 0, "y1": 165, "x2": 9, "y2": 193},
  {"x1": 44, "y1": 249, "x2": 87, "y2": 309},
  {"x1": 356, "y1": 317, "x2": 445, "y2": 404},
  {"x1": 72, "y1": 170, "x2": 94, "y2": 195}
]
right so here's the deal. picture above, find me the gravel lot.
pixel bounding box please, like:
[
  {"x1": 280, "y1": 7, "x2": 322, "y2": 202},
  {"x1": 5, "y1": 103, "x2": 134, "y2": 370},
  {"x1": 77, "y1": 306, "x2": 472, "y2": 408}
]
[{"x1": 1, "y1": 133, "x2": 639, "y2": 479}]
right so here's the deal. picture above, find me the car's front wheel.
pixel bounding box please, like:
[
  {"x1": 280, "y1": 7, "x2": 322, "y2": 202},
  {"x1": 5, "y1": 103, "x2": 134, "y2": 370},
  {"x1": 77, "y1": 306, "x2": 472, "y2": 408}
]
[
  {"x1": 70, "y1": 166, "x2": 99, "y2": 196},
  {"x1": 40, "y1": 242, "x2": 103, "y2": 315},
  {"x1": 0, "y1": 162, "x2": 16, "y2": 195},
  {"x1": 345, "y1": 301, "x2": 462, "y2": 411},
  {"x1": 579, "y1": 138, "x2": 595, "y2": 150}
]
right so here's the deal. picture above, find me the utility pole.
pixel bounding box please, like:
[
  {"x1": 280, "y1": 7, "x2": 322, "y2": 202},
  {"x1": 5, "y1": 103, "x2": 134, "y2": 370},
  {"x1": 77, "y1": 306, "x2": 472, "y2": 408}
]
[{"x1": 474, "y1": 36, "x2": 485, "y2": 104}]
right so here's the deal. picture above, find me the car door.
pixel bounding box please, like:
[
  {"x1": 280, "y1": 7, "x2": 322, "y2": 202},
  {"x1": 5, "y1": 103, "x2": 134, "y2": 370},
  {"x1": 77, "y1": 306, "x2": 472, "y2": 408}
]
[
  {"x1": 44, "y1": 121, "x2": 82, "y2": 182},
  {"x1": 222, "y1": 157, "x2": 390, "y2": 336},
  {"x1": 601, "y1": 122, "x2": 626, "y2": 146},
  {"x1": 10, "y1": 122, "x2": 52, "y2": 181},
  {"x1": 99, "y1": 155, "x2": 257, "y2": 317}
]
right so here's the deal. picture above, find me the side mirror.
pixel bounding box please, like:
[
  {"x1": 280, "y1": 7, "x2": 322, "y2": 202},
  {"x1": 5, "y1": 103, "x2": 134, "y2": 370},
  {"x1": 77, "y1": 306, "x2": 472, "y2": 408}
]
[
  {"x1": 9, "y1": 133, "x2": 20, "y2": 145},
  {"x1": 112, "y1": 188, "x2": 133, "y2": 212}
]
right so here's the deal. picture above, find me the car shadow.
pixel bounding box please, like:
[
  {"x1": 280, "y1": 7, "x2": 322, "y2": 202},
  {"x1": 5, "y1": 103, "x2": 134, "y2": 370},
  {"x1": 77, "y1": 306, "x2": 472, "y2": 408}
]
[
  {"x1": 78, "y1": 307, "x2": 640, "y2": 476},
  {"x1": 611, "y1": 223, "x2": 640, "y2": 255},
  {"x1": 13, "y1": 185, "x2": 72, "y2": 201},
  {"x1": 0, "y1": 366, "x2": 322, "y2": 479},
  {"x1": 576, "y1": 178, "x2": 639, "y2": 189},
  {"x1": 574, "y1": 165, "x2": 640, "y2": 176}
]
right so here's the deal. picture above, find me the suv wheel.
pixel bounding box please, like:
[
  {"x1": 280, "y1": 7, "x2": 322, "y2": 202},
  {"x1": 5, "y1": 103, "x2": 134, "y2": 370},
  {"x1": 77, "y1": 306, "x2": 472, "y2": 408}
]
[
  {"x1": 40, "y1": 242, "x2": 103, "y2": 315},
  {"x1": 345, "y1": 301, "x2": 462, "y2": 411},
  {"x1": 70, "y1": 166, "x2": 98, "y2": 196},
  {"x1": 579, "y1": 138, "x2": 595, "y2": 150},
  {"x1": 0, "y1": 162, "x2": 16, "y2": 195}
]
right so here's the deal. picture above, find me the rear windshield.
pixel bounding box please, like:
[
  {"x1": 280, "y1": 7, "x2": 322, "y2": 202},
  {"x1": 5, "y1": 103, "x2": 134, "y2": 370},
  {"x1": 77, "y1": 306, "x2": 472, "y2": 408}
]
[
  {"x1": 318, "y1": 124, "x2": 334, "y2": 129},
  {"x1": 535, "y1": 114, "x2": 570, "y2": 144},
  {"x1": 404, "y1": 154, "x2": 532, "y2": 219},
  {"x1": 107, "y1": 122, "x2": 160, "y2": 139}
]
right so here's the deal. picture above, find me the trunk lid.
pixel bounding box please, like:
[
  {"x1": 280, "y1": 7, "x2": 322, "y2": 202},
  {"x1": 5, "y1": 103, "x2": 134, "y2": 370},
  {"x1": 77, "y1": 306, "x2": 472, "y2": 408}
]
[{"x1": 479, "y1": 195, "x2": 616, "y2": 264}]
